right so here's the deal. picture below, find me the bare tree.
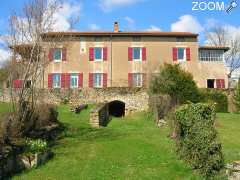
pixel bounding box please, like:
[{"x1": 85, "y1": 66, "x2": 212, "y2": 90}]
[
  {"x1": 205, "y1": 26, "x2": 240, "y2": 86},
  {"x1": 6, "y1": 0, "x2": 69, "y2": 137}
]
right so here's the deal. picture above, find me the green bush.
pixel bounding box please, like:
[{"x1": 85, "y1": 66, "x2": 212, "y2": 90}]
[
  {"x1": 149, "y1": 64, "x2": 200, "y2": 104},
  {"x1": 200, "y1": 89, "x2": 228, "y2": 112},
  {"x1": 175, "y1": 103, "x2": 224, "y2": 178},
  {"x1": 25, "y1": 138, "x2": 48, "y2": 154},
  {"x1": 234, "y1": 86, "x2": 240, "y2": 112}
]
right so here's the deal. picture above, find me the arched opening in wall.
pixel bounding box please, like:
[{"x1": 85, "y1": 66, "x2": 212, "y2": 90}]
[{"x1": 108, "y1": 100, "x2": 125, "y2": 117}]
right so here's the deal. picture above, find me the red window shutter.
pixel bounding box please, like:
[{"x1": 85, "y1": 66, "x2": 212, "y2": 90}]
[
  {"x1": 216, "y1": 79, "x2": 221, "y2": 89},
  {"x1": 62, "y1": 48, "x2": 67, "y2": 61},
  {"x1": 89, "y1": 73, "x2": 93, "y2": 88},
  {"x1": 142, "y1": 73, "x2": 147, "y2": 87},
  {"x1": 65, "y1": 73, "x2": 70, "y2": 88},
  {"x1": 61, "y1": 74, "x2": 66, "y2": 88},
  {"x1": 128, "y1": 47, "x2": 133, "y2": 61},
  {"x1": 103, "y1": 47, "x2": 108, "y2": 61},
  {"x1": 142, "y1": 47, "x2": 146, "y2": 61},
  {"x1": 173, "y1": 48, "x2": 177, "y2": 61},
  {"x1": 78, "y1": 73, "x2": 83, "y2": 88},
  {"x1": 186, "y1": 48, "x2": 191, "y2": 61},
  {"x1": 128, "y1": 73, "x2": 133, "y2": 87},
  {"x1": 48, "y1": 48, "x2": 54, "y2": 61},
  {"x1": 220, "y1": 79, "x2": 225, "y2": 89},
  {"x1": 103, "y1": 73, "x2": 107, "y2": 88},
  {"x1": 13, "y1": 80, "x2": 23, "y2": 89},
  {"x1": 48, "y1": 74, "x2": 52, "y2": 88},
  {"x1": 89, "y1": 48, "x2": 94, "y2": 61}
]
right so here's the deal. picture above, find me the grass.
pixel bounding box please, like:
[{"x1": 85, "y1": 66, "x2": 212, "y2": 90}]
[{"x1": 0, "y1": 102, "x2": 238, "y2": 179}]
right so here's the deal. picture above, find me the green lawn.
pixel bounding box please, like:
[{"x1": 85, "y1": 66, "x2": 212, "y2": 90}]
[{"x1": 0, "y1": 102, "x2": 238, "y2": 179}]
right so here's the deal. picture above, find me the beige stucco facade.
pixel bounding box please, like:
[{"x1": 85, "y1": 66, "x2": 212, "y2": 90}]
[{"x1": 42, "y1": 33, "x2": 228, "y2": 89}]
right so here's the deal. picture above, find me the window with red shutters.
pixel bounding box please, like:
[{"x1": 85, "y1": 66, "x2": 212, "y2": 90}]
[
  {"x1": 173, "y1": 48, "x2": 177, "y2": 61},
  {"x1": 128, "y1": 73, "x2": 133, "y2": 87},
  {"x1": 48, "y1": 49, "x2": 54, "y2": 61},
  {"x1": 48, "y1": 74, "x2": 52, "y2": 88},
  {"x1": 103, "y1": 73, "x2": 107, "y2": 88},
  {"x1": 186, "y1": 48, "x2": 191, "y2": 61},
  {"x1": 13, "y1": 80, "x2": 23, "y2": 89},
  {"x1": 65, "y1": 73, "x2": 70, "y2": 88},
  {"x1": 61, "y1": 74, "x2": 66, "y2": 88},
  {"x1": 78, "y1": 73, "x2": 83, "y2": 88},
  {"x1": 128, "y1": 47, "x2": 133, "y2": 61},
  {"x1": 62, "y1": 48, "x2": 67, "y2": 61},
  {"x1": 89, "y1": 73, "x2": 93, "y2": 87},
  {"x1": 89, "y1": 48, "x2": 94, "y2": 61},
  {"x1": 216, "y1": 79, "x2": 221, "y2": 89},
  {"x1": 220, "y1": 79, "x2": 225, "y2": 89},
  {"x1": 103, "y1": 47, "x2": 107, "y2": 61},
  {"x1": 142, "y1": 47, "x2": 146, "y2": 61}
]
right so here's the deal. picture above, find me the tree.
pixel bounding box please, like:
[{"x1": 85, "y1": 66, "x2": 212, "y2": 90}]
[{"x1": 206, "y1": 26, "x2": 240, "y2": 86}]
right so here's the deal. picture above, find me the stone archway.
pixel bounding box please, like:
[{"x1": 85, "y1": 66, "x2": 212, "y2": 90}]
[{"x1": 108, "y1": 100, "x2": 125, "y2": 117}]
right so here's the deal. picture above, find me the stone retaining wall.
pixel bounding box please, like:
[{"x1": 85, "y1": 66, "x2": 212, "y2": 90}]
[{"x1": 90, "y1": 103, "x2": 110, "y2": 128}]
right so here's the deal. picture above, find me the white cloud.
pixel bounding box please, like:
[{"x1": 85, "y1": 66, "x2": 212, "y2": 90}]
[
  {"x1": 0, "y1": 48, "x2": 10, "y2": 66},
  {"x1": 146, "y1": 25, "x2": 162, "y2": 32},
  {"x1": 171, "y1": 15, "x2": 203, "y2": 34},
  {"x1": 99, "y1": 0, "x2": 144, "y2": 12},
  {"x1": 124, "y1": 16, "x2": 135, "y2": 30},
  {"x1": 89, "y1": 24, "x2": 101, "y2": 31}
]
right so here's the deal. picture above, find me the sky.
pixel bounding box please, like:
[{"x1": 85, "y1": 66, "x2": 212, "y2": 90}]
[{"x1": 0, "y1": 0, "x2": 240, "y2": 64}]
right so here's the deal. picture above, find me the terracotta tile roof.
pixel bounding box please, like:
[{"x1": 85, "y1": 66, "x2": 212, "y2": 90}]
[
  {"x1": 199, "y1": 46, "x2": 230, "y2": 52},
  {"x1": 41, "y1": 31, "x2": 198, "y2": 37}
]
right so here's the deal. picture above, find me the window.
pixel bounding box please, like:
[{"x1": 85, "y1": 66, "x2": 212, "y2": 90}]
[
  {"x1": 199, "y1": 50, "x2": 224, "y2": 61},
  {"x1": 176, "y1": 37, "x2": 186, "y2": 42},
  {"x1": 177, "y1": 48, "x2": 185, "y2": 61},
  {"x1": 53, "y1": 49, "x2": 62, "y2": 61},
  {"x1": 52, "y1": 74, "x2": 61, "y2": 88},
  {"x1": 94, "y1": 48, "x2": 103, "y2": 60},
  {"x1": 133, "y1": 47, "x2": 141, "y2": 60},
  {"x1": 133, "y1": 36, "x2": 141, "y2": 42},
  {"x1": 93, "y1": 73, "x2": 102, "y2": 88},
  {"x1": 133, "y1": 73, "x2": 142, "y2": 87},
  {"x1": 207, "y1": 79, "x2": 215, "y2": 88},
  {"x1": 70, "y1": 74, "x2": 78, "y2": 88},
  {"x1": 25, "y1": 80, "x2": 31, "y2": 88},
  {"x1": 94, "y1": 37, "x2": 103, "y2": 42}
]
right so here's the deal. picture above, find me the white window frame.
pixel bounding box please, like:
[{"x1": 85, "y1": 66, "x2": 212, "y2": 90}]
[
  {"x1": 199, "y1": 50, "x2": 224, "y2": 62},
  {"x1": 132, "y1": 73, "x2": 143, "y2": 87},
  {"x1": 93, "y1": 73, "x2": 103, "y2": 88},
  {"x1": 94, "y1": 47, "x2": 103, "y2": 62},
  {"x1": 53, "y1": 49, "x2": 62, "y2": 62},
  {"x1": 177, "y1": 48, "x2": 186, "y2": 62},
  {"x1": 52, "y1": 74, "x2": 61, "y2": 88},
  {"x1": 70, "y1": 74, "x2": 78, "y2": 89},
  {"x1": 132, "y1": 47, "x2": 142, "y2": 61}
]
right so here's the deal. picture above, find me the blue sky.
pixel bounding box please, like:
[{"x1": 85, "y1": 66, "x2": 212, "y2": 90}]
[{"x1": 0, "y1": 0, "x2": 240, "y2": 63}]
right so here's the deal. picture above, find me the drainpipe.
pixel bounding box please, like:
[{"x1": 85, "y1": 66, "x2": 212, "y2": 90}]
[{"x1": 110, "y1": 35, "x2": 113, "y2": 87}]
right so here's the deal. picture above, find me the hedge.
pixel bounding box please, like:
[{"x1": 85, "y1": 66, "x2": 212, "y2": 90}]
[{"x1": 175, "y1": 103, "x2": 224, "y2": 178}]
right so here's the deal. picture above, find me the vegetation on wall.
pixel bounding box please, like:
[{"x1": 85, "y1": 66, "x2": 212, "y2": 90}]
[
  {"x1": 175, "y1": 103, "x2": 224, "y2": 178},
  {"x1": 234, "y1": 85, "x2": 240, "y2": 112},
  {"x1": 149, "y1": 64, "x2": 200, "y2": 104}
]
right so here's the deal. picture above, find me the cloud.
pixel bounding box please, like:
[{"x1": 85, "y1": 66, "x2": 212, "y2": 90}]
[
  {"x1": 124, "y1": 16, "x2": 135, "y2": 30},
  {"x1": 89, "y1": 24, "x2": 101, "y2": 31},
  {"x1": 99, "y1": 0, "x2": 145, "y2": 12},
  {"x1": 0, "y1": 48, "x2": 10, "y2": 66},
  {"x1": 146, "y1": 25, "x2": 162, "y2": 32},
  {"x1": 171, "y1": 15, "x2": 203, "y2": 34},
  {"x1": 52, "y1": 1, "x2": 81, "y2": 31}
]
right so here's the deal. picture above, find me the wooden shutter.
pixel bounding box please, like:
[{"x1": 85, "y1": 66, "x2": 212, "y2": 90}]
[
  {"x1": 142, "y1": 47, "x2": 146, "y2": 61},
  {"x1": 128, "y1": 73, "x2": 133, "y2": 87},
  {"x1": 173, "y1": 48, "x2": 177, "y2": 61},
  {"x1": 61, "y1": 74, "x2": 66, "y2": 88},
  {"x1": 78, "y1": 73, "x2": 83, "y2": 88},
  {"x1": 89, "y1": 48, "x2": 94, "y2": 61},
  {"x1": 48, "y1": 48, "x2": 54, "y2": 61},
  {"x1": 89, "y1": 73, "x2": 93, "y2": 88},
  {"x1": 103, "y1": 73, "x2": 107, "y2": 88},
  {"x1": 62, "y1": 48, "x2": 67, "y2": 61},
  {"x1": 48, "y1": 74, "x2": 52, "y2": 88},
  {"x1": 220, "y1": 79, "x2": 225, "y2": 89},
  {"x1": 103, "y1": 47, "x2": 108, "y2": 61},
  {"x1": 186, "y1": 48, "x2": 191, "y2": 61},
  {"x1": 128, "y1": 47, "x2": 133, "y2": 61},
  {"x1": 216, "y1": 79, "x2": 221, "y2": 89},
  {"x1": 65, "y1": 73, "x2": 70, "y2": 88},
  {"x1": 13, "y1": 80, "x2": 23, "y2": 89}
]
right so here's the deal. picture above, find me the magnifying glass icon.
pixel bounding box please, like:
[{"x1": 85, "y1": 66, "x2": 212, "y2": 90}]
[{"x1": 226, "y1": 0, "x2": 238, "y2": 13}]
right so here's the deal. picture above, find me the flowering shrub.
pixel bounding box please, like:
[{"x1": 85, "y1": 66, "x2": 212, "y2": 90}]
[{"x1": 25, "y1": 139, "x2": 47, "y2": 154}]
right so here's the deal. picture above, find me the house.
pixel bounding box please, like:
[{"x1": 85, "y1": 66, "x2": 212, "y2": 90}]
[{"x1": 14, "y1": 22, "x2": 229, "y2": 90}]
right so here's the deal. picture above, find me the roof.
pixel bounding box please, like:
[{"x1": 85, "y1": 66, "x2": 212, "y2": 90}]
[
  {"x1": 41, "y1": 31, "x2": 198, "y2": 38},
  {"x1": 199, "y1": 46, "x2": 230, "y2": 52}
]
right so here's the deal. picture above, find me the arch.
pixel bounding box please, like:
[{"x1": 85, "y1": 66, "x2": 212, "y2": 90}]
[{"x1": 108, "y1": 100, "x2": 125, "y2": 117}]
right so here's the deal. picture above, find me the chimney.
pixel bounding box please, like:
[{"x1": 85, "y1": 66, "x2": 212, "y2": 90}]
[{"x1": 114, "y1": 22, "x2": 119, "y2": 33}]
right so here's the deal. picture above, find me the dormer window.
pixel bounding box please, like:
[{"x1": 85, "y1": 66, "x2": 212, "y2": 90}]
[{"x1": 199, "y1": 49, "x2": 224, "y2": 62}]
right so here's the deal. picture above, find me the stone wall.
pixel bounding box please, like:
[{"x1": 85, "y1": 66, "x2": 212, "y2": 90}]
[{"x1": 90, "y1": 103, "x2": 110, "y2": 128}]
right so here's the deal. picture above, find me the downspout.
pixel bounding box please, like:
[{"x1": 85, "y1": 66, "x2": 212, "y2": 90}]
[{"x1": 110, "y1": 35, "x2": 113, "y2": 87}]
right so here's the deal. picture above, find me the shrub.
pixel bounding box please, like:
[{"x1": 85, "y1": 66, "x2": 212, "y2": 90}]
[
  {"x1": 149, "y1": 64, "x2": 200, "y2": 104},
  {"x1": 234, "y1": 86, "x2": 240, "y2": 112},
  {"x1": 25, "y1": 138, "x2": 47, "y2": 154},
  {"x1": 200, "y1": 89, "x2": 228, "y2": 112},
  {"x1": 175, "y1": 103, "x2": 224, "y2": 178}
]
